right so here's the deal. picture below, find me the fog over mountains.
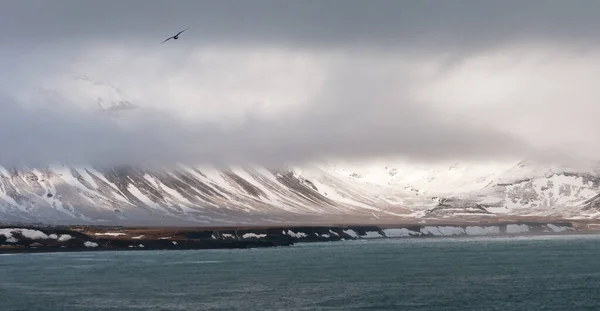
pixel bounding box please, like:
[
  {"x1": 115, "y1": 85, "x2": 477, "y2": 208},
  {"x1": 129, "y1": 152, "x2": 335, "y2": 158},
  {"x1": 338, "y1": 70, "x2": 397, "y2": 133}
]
[{"x1": 0, "y1": 77, "x2": 595, "y2": 226}]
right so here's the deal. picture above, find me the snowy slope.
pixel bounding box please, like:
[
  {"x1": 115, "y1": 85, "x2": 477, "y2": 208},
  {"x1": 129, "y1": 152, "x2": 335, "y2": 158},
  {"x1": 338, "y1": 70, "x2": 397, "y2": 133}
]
[
  {"x1": 295, "y1": 160, "x2": 600, "y2": 219},
  {"x1": 0, "y1": 164, "x2": 413, "y2": 225},
  {"x1": 0, "y1": 160, "x2": 599, "y2": 225}
]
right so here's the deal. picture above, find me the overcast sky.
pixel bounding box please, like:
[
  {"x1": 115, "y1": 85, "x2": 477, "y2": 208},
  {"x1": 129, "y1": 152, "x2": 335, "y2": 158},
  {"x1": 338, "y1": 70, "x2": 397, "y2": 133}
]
[{"x1": 2, "y1": 1, "x2": 600, "y2": 167}]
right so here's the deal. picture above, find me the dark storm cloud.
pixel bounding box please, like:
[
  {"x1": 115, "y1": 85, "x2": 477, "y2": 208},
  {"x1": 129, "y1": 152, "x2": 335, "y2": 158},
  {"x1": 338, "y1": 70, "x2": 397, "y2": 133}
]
[{"x1": 2, "y1": 0, "x2": 600, "y2": 50}]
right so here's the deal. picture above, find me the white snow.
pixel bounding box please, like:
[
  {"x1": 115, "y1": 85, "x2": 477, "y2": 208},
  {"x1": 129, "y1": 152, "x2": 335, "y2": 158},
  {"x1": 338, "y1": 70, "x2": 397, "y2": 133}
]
[
  {"x1": 160, "y1": 183, "x2": 193, "y2": 205},
  {"x1": 379, "y1": 226, "x2": 503, "y2": 237},
  {"x1": 304, "y1": 176, "x2": 380, "y2": 211},
  {"x1": 29, "y1": 169, "x2": 78, "y2": 219},
  {"x1": 420, "y1": 226, "x2": 444, "y2": 236},
  {"x1": 85, "y1": 168, "x2": 114, "y2": 186},
  {"x1": 84, "y1": 241, "x2": 99, "y2": 247},
  {"x1": 230, "y1": 167, "x2": 272, "y2": 201},
  {"x1": 0, "y1": 166, "x2": 10, "y2": 177},
  {"x1": 131, "y1": 235, "x2": 145, "y2": 239},
  {"x1": 189, "y1": 166, "x2": 236, "y2": 196},
  {"x1": 94, "y1": 232, "x2": 125, "y2": 236},
  {"x1": 143, "y1": 174, "x2": 160, "y2": 188},
  {"x1": 127, "y1": 184, "x2": 161, "y2": 209},
  {"x1": 0, "y1": 186, "x2": 20, "y2": 208},
  {"x1": 439, "y1": 226, "x2": 466, "y2": 235},
  {"x1": 248, "y1": 166, "x2": 319, "y2": 212},
  {"x1": 285, "y1": 230, "x2": 307, "y2": 238},
  {"x1": 315, "y1": 160, "x2": 514, "y2": 197},
  {"x1": 361, "y1": 231, "x2": 383, "y2": 238},
  {"x1": 506, "y1": 224, "x2": 530, "y2": 234},
  {"x1": 0, "y1": 229, "x2": 18, "y2": 243},
  {"x1": 49, "y1": 234, "x2": 58, "y2": 239},
  {"x1": 547, "y1": 224, "x2": 571, "y2": 232},
  {"x1": 0, "y1": 228, "x2": 49, "y2": 240},
  {"x1": 85, "y1": 168, "x2": 130, "y2": 203},
  {"x1": 1, "y1": 157, "x2": 600, "y2": 224},
  {"x1": 74, "y1": 167, "x2": 99, "y2": 189},
  {"x1": 58, "y1": 234, "x2": 73, "y2": 241},
  {"x1": 384, "y1": 228, "x2": 420, "y2": 237},
  {"x1": 465, "y1": 226, "x2": 500, "y2": 235},
  {"x1": 242, "y1": 233, "x2": 267, "y2": 239},
  {"x1": 343, "y1": 229, "x2": 359, "y2": 238},
  {"x1": 49, "y1": 166, "x2": 93, "y2": 193}
]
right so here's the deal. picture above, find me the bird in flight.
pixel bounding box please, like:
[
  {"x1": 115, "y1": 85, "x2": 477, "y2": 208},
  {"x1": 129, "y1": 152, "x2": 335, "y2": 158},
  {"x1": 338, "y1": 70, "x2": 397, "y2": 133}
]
[{"x1": 161, "y1": 28, "x2": 188, "y2": 44}]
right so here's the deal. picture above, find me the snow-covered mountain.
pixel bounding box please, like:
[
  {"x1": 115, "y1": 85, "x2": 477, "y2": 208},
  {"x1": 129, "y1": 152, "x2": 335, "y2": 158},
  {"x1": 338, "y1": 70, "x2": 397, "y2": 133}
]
[
  {"x1": 1, "y1": 159, "x2": 600, "y2": 226},
  {"x1": 4, "y1": 77, "x2": 600, "y2": 226}
]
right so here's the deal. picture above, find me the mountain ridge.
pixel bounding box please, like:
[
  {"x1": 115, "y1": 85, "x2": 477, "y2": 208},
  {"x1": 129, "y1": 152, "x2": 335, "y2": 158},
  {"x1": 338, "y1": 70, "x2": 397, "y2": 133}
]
[{"x1": 0, "y1": 160, "x2": 599, "y2": 226}]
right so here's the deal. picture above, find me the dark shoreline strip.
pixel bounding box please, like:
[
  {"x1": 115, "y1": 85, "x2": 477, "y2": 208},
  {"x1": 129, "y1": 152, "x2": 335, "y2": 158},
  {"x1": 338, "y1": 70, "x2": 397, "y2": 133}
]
[{"x1": 1, "y1": 221, "x2": 597, "y2": 255}]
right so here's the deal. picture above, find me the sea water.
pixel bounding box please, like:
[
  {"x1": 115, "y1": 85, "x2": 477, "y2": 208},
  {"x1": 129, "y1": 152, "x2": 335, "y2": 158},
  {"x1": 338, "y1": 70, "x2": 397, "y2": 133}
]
[{"x1": 2, "y1": 235, "x2": 600, "y2": 310}]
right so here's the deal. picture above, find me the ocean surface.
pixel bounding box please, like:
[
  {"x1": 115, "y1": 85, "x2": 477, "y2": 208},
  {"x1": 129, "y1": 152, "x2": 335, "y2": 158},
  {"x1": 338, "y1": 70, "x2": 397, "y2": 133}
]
[{"x1": 2, "y1": 235, "x2": 600, "y2": 310}]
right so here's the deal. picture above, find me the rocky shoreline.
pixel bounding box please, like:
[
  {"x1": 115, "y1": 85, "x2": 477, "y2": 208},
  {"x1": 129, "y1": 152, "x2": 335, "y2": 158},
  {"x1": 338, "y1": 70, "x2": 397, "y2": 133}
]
[{"x1": 1, "y1": 220, "x2": 598, "y2": 254}]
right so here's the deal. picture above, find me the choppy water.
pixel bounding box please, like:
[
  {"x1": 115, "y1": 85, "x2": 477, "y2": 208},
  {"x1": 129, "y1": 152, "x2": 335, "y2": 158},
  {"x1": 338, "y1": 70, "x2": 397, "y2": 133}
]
[{"x1": 2, "y1": 235, "x2": 600, "y2": 310}]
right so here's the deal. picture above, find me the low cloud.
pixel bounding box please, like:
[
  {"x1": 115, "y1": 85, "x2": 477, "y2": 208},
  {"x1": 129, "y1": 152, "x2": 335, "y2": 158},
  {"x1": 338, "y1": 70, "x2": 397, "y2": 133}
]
[
  {"x1": 2, "y1": 2, "x2": 600, "y2": 167},
  {"x1": 0, "y1": 47, "x2": 538, "y2": 168}
]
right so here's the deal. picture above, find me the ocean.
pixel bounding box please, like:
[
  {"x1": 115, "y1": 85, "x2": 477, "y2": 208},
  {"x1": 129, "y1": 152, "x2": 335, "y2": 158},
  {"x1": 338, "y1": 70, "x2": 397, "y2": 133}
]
[{"x1": 2, "y1": 234, "x2": 600, "y2": 310}]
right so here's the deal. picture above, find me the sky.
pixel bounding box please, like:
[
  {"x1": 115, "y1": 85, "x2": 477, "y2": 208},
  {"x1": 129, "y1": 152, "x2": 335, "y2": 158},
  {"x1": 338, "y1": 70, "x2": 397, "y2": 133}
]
[{"x1": 2, "y1": 1, "x2": 600, "y2": 167}]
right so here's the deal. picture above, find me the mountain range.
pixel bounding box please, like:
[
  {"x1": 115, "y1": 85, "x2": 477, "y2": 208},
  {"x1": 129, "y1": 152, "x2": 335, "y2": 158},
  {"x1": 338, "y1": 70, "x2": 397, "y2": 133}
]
[{"x1": 3, "y1": 77, "x2": 600, "y2": 226}]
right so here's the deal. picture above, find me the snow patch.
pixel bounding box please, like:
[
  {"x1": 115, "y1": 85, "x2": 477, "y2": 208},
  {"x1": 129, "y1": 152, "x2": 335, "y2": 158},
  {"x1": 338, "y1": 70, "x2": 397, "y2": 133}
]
[
  {"x1": 420, "y1": 226, "x2": 443, "y2": 236},
  {"x1": 0, "y1": 228, "x2": 49, "y2": 240},
  {"x1": 84, "y1": 241, "x2": 99, "y2": 248},
  {"x1": 94, "y1": 232, "x2": 125, "y2": 236},
  {"x1": 242, "y1": 233, "x2": 267, "y2": 239},
  {"x1": 384, "y1": 228, "x2": 420, "y2": 237},
  {"x1": 419, "y1": 226, "x2": 468, "y2": 236},
  {"x1": 58, "y1": 234, "x2": 73, "y2": 241},
  {"x1": 143, "y1": 174, "x2": 160, "y2": 188},
  {"x1": 465, "y1": 226, "x2": 500, "y2": 235},
  {"x1": 547, "y1": 224, "x2": 571, "y2": 232},
  {"x1": 438, "y1": 226, "x2": 466, "y2": 236},
  {"x1": 506, "y1": 224, "x2": 530, "y2": 234},
  {"x1": 285, "y1": 230, "x2": 307, "y2": 238},
  {"x1": 343, "y1": 229, "x2": 359, "y2": 238},
  {"x1": 0, "y1": 229, "x2": 18, "y2": 243},
  {"x1": 361, "y1": 231, "x2": 383, "y2": 238},
  {"x1": 127, "y1": 184, "x2": 161, "y2": 209}
]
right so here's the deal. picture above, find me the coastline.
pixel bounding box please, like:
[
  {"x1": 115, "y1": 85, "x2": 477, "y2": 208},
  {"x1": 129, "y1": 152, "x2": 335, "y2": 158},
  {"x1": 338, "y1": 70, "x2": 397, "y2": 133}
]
[{"x1": 3, "y1": 218, "x2": 600, "y2": 254}]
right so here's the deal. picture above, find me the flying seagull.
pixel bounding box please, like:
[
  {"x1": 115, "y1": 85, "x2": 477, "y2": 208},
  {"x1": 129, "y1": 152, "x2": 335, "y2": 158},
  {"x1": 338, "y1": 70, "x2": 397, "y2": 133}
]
[{"x1": 161, "y1": 28, "x2": 188, "y2": 44}]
